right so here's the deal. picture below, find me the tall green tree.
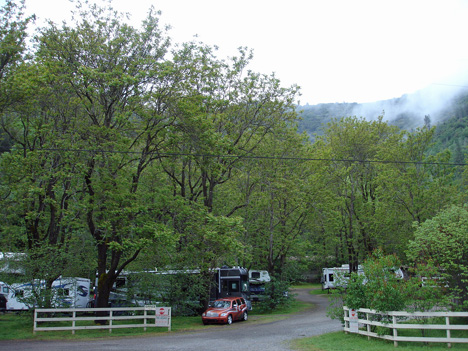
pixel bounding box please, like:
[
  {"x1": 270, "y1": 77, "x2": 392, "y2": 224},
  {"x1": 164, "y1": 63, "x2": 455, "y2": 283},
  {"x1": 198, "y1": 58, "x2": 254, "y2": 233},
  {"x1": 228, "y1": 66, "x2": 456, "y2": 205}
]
[
  {"x1": 0, "y1": 41, "x2": 85, "y2": 304},
  {"x1": 33, "y1": 1, "x2": 176, "y2": 308},
  {"x1": 157, "y1": 42, "x2": 300, "y2": 275},
  {"x1": 235, "y1": 128, "x2": 317, "y2": 275},
  {"x1": 407, "y1": 204, "x2": 468, "y2": 310},
  {"x1": 0, "y1": 0, "x2": 34, "y2": 112},
  {"x1": 314, "y1": 116, "x2": 403, "y2": 270}
]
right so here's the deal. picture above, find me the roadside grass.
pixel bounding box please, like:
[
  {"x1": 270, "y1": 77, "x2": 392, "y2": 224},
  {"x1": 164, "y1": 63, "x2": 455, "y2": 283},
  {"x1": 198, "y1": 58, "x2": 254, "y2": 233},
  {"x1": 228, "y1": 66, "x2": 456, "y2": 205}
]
[
  {"x1": 0, "y1": 312, "x2": 203, "y2": 340},
  {"x1": 0, "y1": 298, "x2": 312, "y2": 341},
  {"x1": 292, "y1": 331, "x2": 468, "y2": 351}
]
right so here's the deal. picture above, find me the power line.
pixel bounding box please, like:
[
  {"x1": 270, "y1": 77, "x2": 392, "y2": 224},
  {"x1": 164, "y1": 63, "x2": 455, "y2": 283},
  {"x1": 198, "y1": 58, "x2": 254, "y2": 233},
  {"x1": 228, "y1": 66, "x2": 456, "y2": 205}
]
[{"x1": 6, "y1": 146, "x2": 467, "y2": 167}]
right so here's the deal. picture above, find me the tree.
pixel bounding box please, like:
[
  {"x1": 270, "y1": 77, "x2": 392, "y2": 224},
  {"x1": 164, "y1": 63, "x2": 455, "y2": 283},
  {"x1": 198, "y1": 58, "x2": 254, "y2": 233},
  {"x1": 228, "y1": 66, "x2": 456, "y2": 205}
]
[
  {"x1": 235, "y1": 128, "x2": 318, "y2": 276},
  {"x1": 314, "y1": 116, "x2": 403, "y2": 270},
  {"x1": 377, "y1": 126, "x2": 456, "y2": 227},
  {"x1": 0, "y1": 0, "x2": 34, "y2": 112},
  {"x1": 33, "y1": 1, "x2": 176, "y2": 308},
  {"x1": 0, "y1": 55, "x2": 87, "y2": 306},
  {"x1": 156, "y1": 42, "x2": 300, "y2": 277},
  {"x1": 407, "y1": 204, "x2": 468, "y2": 310}
]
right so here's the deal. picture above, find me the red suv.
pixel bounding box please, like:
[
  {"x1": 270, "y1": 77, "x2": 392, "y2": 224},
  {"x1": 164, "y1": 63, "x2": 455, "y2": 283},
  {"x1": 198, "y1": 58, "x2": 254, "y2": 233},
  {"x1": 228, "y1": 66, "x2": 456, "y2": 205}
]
[{"x1": 201, "y1": 297, "x2": 248, "y2": 325}]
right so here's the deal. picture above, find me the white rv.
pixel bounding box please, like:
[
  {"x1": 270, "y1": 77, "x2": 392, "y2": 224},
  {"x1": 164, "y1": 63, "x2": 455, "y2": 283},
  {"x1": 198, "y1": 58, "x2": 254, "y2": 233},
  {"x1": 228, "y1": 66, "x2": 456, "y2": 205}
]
[
  {"x1": 321, "y1": 264, "x2": 364, "y2": 290},
  {"x1": 0, "y1": 252, "x2": 26, "y2": 275},
  {"x1": 321, "y1": 264, "x2": 404, "y2": 291},
  {"x1": 4, "y1": 277, "x2": 91, "y2": 310},
  {"x1": 248, "y1": 270, "x2": 271, "y2": 302}
]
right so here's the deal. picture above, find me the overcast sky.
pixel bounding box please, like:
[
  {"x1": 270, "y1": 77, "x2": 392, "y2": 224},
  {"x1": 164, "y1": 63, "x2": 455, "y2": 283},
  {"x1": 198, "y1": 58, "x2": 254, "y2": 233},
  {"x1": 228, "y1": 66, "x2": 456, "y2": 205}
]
[{"x1": 17, "y1": 0, "x2": 468, "y2": 104}]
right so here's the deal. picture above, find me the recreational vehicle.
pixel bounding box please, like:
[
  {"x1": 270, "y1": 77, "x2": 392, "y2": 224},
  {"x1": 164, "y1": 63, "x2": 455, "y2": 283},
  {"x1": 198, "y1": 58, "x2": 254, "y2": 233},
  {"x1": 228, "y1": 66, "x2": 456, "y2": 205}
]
[
  {"x1": 94, "y1": 266, "x2": 253, "y2": 311},
  {"x1": 3, "y1": 277, "x2": 91, "y2": 311},
  {"x1": 321, "y1": 264, "x2": 364, "y2": 290},
  {"x1": 248, "y1": 270, "x2": 271, "y2": 302},
  {"x1": 321, "y1": 264, "x2": 405, "y2": 291}
]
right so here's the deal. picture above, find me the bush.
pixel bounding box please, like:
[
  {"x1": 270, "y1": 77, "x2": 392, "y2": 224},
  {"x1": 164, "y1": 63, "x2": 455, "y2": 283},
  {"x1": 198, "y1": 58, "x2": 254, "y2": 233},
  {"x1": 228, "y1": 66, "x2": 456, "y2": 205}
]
[
  {"x1": 257, "y1": 277, "x2": 291, "y2": 313},
  {"x1": 327, "y1": 250, "x2": 449, "y2": 322}
]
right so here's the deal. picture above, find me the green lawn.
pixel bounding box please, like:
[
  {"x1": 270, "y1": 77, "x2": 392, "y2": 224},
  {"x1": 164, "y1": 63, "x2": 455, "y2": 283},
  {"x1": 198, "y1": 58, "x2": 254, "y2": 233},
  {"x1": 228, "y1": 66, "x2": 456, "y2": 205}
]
[{"x1": 292, "y1": 330, "x2": 468, "y2": 350}]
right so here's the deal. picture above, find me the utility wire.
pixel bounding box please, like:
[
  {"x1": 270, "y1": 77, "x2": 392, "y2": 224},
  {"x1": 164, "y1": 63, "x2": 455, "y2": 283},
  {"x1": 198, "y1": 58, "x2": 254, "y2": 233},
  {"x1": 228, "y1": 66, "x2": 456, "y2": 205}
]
[{"x1": 5, "y1": 146, "x2": 467, "y2": 167}]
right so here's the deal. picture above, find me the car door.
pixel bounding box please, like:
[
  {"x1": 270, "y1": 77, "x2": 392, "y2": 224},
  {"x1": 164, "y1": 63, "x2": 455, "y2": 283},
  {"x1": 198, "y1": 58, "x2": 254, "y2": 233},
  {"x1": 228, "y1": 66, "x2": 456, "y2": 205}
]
[{"x1": 234, "y1": 298, "x2": 243, "y2": 320}]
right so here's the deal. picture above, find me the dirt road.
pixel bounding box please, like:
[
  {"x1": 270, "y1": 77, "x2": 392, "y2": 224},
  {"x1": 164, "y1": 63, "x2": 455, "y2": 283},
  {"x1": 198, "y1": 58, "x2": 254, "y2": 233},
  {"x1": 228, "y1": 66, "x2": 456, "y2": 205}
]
[{"x1": 0, "y1": 288, "x2": 343, "y2": 351}]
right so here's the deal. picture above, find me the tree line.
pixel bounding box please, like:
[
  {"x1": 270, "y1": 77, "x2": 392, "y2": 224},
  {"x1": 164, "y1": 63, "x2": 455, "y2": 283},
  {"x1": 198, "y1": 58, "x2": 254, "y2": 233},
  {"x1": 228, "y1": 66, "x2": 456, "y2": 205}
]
[{"x1": 0, "y1": 0, "x2": 466, "y2": 310}]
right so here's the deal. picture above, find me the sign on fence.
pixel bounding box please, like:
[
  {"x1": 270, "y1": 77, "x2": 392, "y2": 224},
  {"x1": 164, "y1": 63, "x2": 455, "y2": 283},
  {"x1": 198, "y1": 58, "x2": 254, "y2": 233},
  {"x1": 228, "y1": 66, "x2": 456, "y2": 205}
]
[
  {"x1": 348, "y1": 308, "x2": 359, "y2": 333},
  {"x1": 155, "y1": 307, "x2": 171, "y2": 327}
]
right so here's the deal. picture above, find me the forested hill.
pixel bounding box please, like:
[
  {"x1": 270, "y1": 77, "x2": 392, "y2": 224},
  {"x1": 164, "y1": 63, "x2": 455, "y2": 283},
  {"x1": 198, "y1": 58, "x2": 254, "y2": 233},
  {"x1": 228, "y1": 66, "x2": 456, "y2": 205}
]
[{"x1": 297, "y1": 88, "x2": 468, "y2": 162}]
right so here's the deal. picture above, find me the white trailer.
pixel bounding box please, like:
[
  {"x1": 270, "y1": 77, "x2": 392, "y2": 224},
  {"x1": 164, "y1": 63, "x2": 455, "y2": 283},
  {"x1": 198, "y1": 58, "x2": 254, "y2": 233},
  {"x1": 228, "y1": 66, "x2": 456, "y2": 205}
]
[
  {"x1": 249, "y1": 270, "x2": 271, "y2": 302},
  {"x1": 4, "y1": 277, "x2": 91, "y2": 311},
  {"x1": 321, "y1": 264, "x2": 364, "y2": 290},
  {"x1": 321, "y1": 264, "x2": 404, "y2": 291}
]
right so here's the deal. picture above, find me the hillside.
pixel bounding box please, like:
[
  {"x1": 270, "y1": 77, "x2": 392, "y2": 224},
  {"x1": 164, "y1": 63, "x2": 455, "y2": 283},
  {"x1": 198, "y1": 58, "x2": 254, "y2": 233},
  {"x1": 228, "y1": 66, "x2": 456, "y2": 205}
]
[{"x1": 297, "y1": 87, "x2": 468, "y2": 163}]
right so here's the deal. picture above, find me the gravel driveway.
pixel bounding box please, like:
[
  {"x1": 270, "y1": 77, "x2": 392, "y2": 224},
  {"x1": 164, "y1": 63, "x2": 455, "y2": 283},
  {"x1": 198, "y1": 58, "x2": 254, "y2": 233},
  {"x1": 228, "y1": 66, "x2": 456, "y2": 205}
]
[{"x1": 0, "y1": 288, "x2": 343, "y2": 351}]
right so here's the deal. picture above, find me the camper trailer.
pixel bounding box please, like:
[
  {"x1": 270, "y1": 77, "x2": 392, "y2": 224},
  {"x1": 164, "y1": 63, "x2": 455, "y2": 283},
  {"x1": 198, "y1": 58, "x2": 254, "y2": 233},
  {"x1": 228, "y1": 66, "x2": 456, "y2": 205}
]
[
  {"x1": 248, "y1": 270, "x2": 271, "y2": 302},
  {"x1": 321, "y1": 264, "x2": 404, "y2": 291},
  {"x1": 321, "y1": 264, "x2": 364, "y2": 291},
  {"x1": 93, "y1": 266, "x2": 253, "y2": 311},
  {"x1": 4, "y1": 277, "x2": 91, "y2": 310}
]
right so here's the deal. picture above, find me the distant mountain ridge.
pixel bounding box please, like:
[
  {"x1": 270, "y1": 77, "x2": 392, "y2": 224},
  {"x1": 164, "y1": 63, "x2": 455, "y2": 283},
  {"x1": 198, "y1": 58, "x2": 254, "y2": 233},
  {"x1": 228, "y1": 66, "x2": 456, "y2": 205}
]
[
  {"x1": 297, "y1": 86, "x2": 468, "y2": 162},
  {"x1": 297, "y1": 86, "x2": 468, "y2": 137}
]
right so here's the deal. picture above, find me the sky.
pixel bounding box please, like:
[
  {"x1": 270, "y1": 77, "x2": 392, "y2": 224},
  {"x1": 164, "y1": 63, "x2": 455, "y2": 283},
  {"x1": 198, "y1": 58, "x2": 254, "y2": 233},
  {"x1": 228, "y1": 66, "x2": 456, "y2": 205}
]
[{"x1": 13, "y1": 0, "x2": 468, "y2": 104}]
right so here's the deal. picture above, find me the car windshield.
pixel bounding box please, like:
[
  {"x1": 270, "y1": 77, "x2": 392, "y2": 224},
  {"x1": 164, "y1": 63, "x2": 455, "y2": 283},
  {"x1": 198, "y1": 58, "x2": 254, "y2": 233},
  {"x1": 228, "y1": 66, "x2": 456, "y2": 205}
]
[{"x1": 213, "y1": 300, "x2": 231, "y2": 308}]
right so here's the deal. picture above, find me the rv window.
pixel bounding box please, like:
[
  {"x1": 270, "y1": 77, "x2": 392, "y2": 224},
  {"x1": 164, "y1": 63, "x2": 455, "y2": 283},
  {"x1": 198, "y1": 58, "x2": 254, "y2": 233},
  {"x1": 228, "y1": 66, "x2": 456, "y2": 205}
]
[
  {"x1": 57, "y1": 288, "x2": 70, "y2": 296},
  {"x1": 2, "y1": 287, "x2": 8, "y2": 294},
  {"x1": 230, "y1": 282, "x2": 239, "y2": 292},
  {"x1": 251, "y1": 272, "x2": 260, "y2": 279},
  {"x1": 329, "y1": 274, "x2": 334, "y2": 282},
  {"x1": 115, "y1": 278, "x2": 126, "y2": 289},
  {"x1": 15, "y1": 290, "x2": 24, "y2": 297}
]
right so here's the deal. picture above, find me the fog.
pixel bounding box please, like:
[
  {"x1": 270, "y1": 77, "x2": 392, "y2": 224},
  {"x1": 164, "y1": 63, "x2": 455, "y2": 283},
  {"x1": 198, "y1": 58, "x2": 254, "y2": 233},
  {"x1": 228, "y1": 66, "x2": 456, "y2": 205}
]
[{"x1": 351, "y1": 83, "x2": 468, "y2": 128}]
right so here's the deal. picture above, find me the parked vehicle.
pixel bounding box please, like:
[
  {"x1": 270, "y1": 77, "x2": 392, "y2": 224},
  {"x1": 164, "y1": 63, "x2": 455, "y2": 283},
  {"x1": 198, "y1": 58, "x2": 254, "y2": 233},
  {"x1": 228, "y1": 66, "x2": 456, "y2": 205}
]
[
  {"x1": 96, "y1": 266, "x2": 253, "y2": 312},
  {"x1": 201, "y1": 297, "x2": 248, "y2": 325},
  {"x1": 4, "y1": 276, "x2": 91, "y2": 310},
  {"x1": 249, "y1": 270, "x2": 270, "y2": 302},
  {"x1": 321, "y1": 264, "x2": 404, "y2": 291},
  {"x1": 321, "y1": 264, "x2": 363, "y2": 291}
]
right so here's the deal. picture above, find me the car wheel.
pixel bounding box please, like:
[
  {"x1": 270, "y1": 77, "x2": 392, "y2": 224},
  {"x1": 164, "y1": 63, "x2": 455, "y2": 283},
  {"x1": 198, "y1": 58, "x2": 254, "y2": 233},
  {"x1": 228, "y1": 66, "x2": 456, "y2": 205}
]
[
  {"x1": 227, "y1": 315, "x2": 233, "y2": 325},
  {"x1": 203, "y1": 320, "x2": 208, "y2": 325},
  {"x1": 242, "y1": 311, "x2": 248, "y2": 321}
]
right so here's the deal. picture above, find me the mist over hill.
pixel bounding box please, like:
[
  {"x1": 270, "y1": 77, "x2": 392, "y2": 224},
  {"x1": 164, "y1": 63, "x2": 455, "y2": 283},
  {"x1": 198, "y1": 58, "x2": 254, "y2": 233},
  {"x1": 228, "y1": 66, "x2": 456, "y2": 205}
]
[
  {"x1": 297, "y1": 84, "x2": 468, "y2": 163},
  {"x1": 298, "y1": 84, "x2": 468, "y2": 139}
]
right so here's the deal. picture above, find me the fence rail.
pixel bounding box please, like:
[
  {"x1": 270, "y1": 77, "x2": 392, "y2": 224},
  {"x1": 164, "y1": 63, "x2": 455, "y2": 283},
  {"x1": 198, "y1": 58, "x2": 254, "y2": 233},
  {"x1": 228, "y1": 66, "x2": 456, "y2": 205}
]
[
  {"x1": 344, "y1": 306, "x2": 468, "y2": 348},
  {"x1": 34, "y1": 306, "x2": 171, "y2": 334}
]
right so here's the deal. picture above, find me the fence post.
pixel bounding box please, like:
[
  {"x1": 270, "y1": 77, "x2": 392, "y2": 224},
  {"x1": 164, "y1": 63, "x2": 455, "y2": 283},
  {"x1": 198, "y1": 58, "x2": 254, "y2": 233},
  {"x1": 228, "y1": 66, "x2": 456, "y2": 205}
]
[
  {"x1": 366, "y1": 312, "x2": 371, "y2": 340},
  {"x1": 144, "y1": 308, "x2": 147, "y2": 332},
  {"x1": 109, "y1": 310, "x2": 113, "y2": 334},
  {"x1": 33, "y1": 309, "x2": 37, "y2": 335},
  {"x1": 392, "y1": 315, "x2": 398, "y2": 347},
  {"x1": 344, "y1": 307, "x2": 349, "y2": 334},
  {"x1": 72, "y1": 310, "x2": 76, "y2": 335},
  {"x1": 168, "y1": 307, "x2": 172, "y2": 332},
  {"x1": 446, "y1": 316, "x2": 451, "y2": 348}
]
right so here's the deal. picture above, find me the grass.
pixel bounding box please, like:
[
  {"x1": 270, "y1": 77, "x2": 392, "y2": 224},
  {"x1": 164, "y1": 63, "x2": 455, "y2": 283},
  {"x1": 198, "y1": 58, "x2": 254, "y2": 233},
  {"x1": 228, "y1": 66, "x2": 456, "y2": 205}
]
[
  {"x1": 0, "y1": 298, "x2": 312, "y2": 341},
  {"x1": 291, "y1": 331, "x2": 468, "y2": 351},
  {"x1": 291, "y1": 283, "x2": 328, "y2": 295}
]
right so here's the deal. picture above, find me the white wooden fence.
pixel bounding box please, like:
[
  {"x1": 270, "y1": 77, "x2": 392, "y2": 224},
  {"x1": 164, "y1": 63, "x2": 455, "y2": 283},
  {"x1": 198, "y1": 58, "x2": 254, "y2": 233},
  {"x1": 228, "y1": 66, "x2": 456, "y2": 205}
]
[
  {"x1": 344, "y1": 306, "x2": 468, "y2": 348},
  {"x1": 34, "y1": 306, "x2": 171, "y2": 334}
]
